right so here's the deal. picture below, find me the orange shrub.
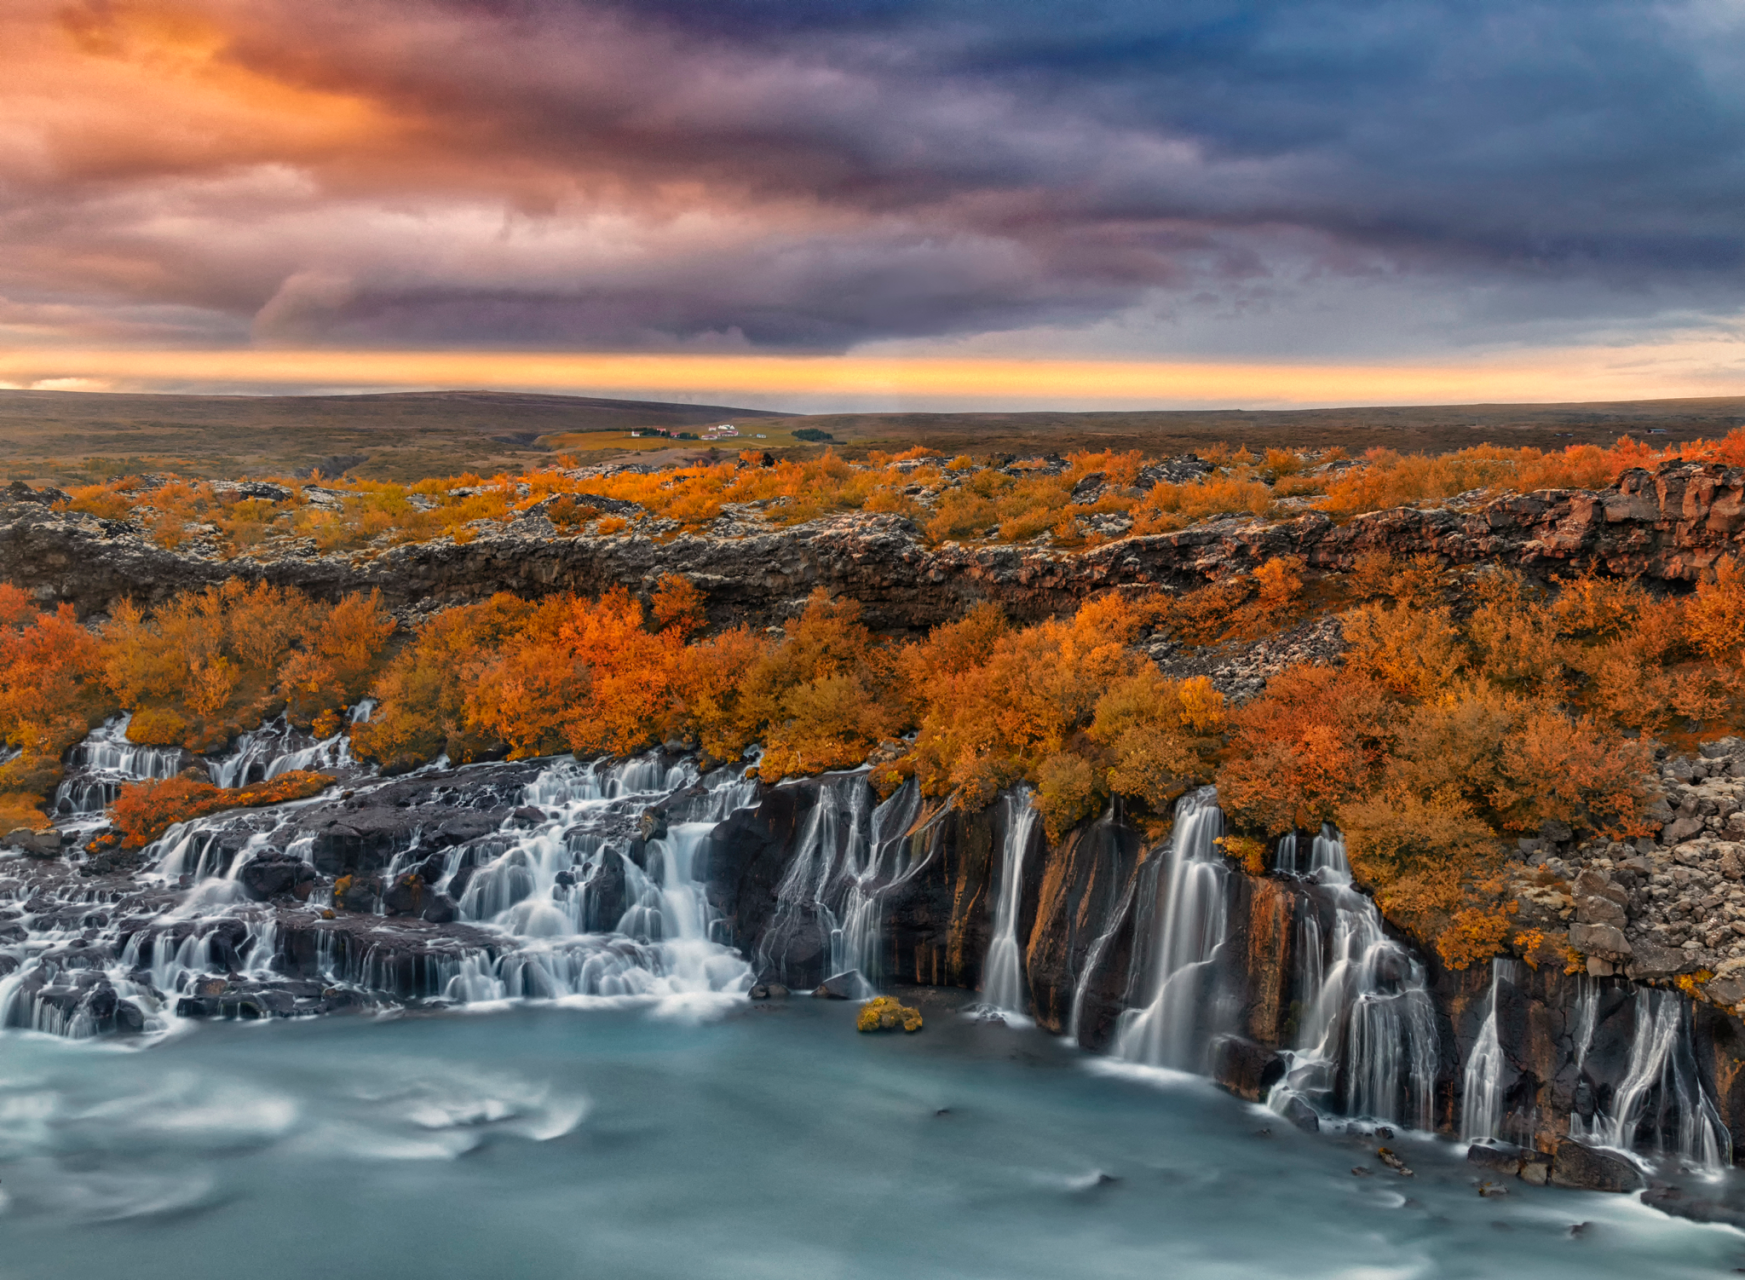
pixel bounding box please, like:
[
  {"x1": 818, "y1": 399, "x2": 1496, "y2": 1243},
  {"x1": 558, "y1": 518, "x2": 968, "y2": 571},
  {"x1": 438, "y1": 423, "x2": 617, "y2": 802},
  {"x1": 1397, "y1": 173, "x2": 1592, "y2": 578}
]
[
  {"x1": 1217, "y1": 665, "x2": 1395, "y2": 834},
  {"x1": 110, "y1": 771, "x2": 331, "y2": 848}
]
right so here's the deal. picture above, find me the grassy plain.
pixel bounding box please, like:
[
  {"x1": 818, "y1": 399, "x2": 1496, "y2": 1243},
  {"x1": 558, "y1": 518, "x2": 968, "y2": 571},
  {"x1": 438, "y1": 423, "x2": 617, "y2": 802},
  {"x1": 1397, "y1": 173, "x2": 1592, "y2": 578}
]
[
  {"x1": 755, "y1": 397, "x2": 1745, "y2": 460},
  {"x1": 0, "y1": 389, "x2": 783, "y2": 485},
  {"x1": 1, "y1": 388, "x2": 1742, "y2": 486}
]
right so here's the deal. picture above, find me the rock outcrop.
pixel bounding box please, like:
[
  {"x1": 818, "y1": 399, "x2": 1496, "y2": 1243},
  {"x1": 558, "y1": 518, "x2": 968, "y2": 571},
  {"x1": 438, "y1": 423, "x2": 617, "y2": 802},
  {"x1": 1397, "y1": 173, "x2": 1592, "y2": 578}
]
[{"x1": 7, "y1": 461, "x2": 1745, "y2": 631}]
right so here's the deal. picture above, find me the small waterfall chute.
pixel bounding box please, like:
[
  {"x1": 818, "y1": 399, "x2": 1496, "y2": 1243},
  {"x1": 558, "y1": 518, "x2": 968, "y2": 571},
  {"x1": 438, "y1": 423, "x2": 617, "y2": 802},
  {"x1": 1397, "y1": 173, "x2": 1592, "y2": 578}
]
[
  {"x1": 1265, "y1": 826, "x2": 1438, "y2": 1130},
  {"x1": 979, "y1": 788, "x2": 1041, "y2": 1016},
  {"x1": 1579, "y1": 988, "x2": 1731, "y2": 1175},
  {"x1": 1460, "y1": 959, "x2": 1517, "y2": 1143},
  {"x1": 1110, "y1": 788, "x2": 1231, "y2": 1072}
]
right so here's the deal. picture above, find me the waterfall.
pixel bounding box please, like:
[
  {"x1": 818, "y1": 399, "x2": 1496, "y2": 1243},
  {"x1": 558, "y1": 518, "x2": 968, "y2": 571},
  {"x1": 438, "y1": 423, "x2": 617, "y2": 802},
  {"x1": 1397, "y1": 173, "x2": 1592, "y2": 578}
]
[
  {"x1": 53, "y1": 715, "x2": 189, "y2": 817},
  {"x1": 1068, "y1": 874, "x2": 1138, "y2": 1047},
  {"x1": 754, "y1": 774, "x2": 940, "y2": 995},
  {"x1": 1274, "y1": 824, "x2": 1347, "y2": 877},
  {"x1": 208, "y1": 706, "x2": 370, "y2": 789},
  {"x1": 1111, "y1": 788, "x2": 1230, "y2": 1071},
  {"x1": 451, "y1": 756, "x2": 760, "y2": 1007},
  {"x1": 1581, "y1": 988, "x2": 1731, "y2": 1174},
  {"x1": 981, "y1": 788, "x2": 1040, "y2": 1015},
  {"x1": 1, "y1": 749, "x2": 769, "y2": 1039},
  {"x1": 1460, "y1": 959, "x2": 1516, "y2": 1143},
  {"x1": 1266, "y1": 826, "x2": 1438, "y2": 1129},
  {"x1": 835, "y1": 778, "x2": 929, "y2": 990},
  {"x1": 1571, "y1": 977, "x2": 1599, "y2": 1071}
]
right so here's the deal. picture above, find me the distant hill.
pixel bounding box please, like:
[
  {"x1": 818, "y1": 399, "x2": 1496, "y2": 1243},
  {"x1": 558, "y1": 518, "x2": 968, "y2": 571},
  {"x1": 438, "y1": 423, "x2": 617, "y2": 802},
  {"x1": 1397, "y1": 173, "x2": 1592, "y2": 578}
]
[{"x1": 0, "y1": 388, "x2": 784, "y2": 484}]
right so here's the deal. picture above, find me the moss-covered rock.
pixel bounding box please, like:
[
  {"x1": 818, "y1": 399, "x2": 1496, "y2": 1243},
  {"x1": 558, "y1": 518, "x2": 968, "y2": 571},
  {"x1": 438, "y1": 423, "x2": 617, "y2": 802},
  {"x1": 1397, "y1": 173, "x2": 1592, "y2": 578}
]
[{"x1": 857, "y1": 995, "x2": 923, "y2": 1033}]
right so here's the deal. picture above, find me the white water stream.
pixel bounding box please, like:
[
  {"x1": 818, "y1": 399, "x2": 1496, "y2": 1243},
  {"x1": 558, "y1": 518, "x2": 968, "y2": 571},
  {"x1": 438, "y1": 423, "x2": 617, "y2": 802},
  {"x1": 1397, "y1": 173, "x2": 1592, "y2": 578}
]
[
  {"x1": 1111, "y1": 788, "x2": 1231, "y2": 1071},
  {"x1": 1460, "y1": 958, "x2": 1515, "y2": 1142},
  {"x1": 981, "y1": 787, "x2": 1041, "y2": 1016},
  {"x1": 1265, "y1": 825, "x2": 1439, "y2": 1130}
]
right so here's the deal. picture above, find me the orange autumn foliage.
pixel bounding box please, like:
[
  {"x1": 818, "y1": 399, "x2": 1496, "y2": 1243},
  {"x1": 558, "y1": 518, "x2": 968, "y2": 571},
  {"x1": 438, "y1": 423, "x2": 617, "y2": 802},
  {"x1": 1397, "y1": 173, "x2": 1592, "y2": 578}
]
[
  {"x1": 1217, "y1": 665, "x2": 1396, "y2": 835},
  {"x1": 0, "y1": 584, "x2": 109, "y2": 827},
  {"x1": 109, "y1": 771, "x2": 331, "y2": 848}
]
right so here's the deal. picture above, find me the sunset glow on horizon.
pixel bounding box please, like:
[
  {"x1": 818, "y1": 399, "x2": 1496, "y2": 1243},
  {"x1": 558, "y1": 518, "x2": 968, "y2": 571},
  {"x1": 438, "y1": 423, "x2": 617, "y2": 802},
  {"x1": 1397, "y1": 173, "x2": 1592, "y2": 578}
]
[
  {"x1": 3, "y1": 345, "x2": 1744, "y2": 413},
  {"x1": 1, "y1": 1, "x2": 1741, "y2": 409}
]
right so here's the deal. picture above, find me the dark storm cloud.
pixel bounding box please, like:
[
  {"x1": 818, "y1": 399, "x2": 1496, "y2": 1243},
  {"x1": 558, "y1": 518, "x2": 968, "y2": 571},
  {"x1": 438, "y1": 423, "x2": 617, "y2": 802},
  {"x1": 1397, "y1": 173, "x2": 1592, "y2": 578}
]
[{"x1": 4, "y1": 0, "x2": 1742, "y2": 351}]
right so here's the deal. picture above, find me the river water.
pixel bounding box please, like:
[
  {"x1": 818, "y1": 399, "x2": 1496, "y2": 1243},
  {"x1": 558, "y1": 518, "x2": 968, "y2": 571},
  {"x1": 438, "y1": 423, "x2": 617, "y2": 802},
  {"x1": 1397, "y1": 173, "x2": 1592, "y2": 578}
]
[{"x1": 2, "y1": 996, "x2": 1739, "y2": 1280}]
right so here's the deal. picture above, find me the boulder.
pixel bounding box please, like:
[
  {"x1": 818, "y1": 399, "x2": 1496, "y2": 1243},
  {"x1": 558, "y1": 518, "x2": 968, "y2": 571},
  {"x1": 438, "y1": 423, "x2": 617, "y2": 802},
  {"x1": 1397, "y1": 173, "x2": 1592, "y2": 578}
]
[
  {"x1": 1707, "y1": 975, "x2": 1745, "y2": 1006},
  {"x1": 335, "y1": 874, "x2": 383, "y2": 914},
  {"x1": 237, "y1": 852, "x2": 318, "y2": 902},
  {"x1": 1550, "y1": 1140, "x2": 1645, "y2": 1192},
  {"x1": 1519, "y1": 1152, "x2": 1552, "y2": 1185},
  {"x1": 4, "y1": 827, "x2": 62, "y2": 858},
  {"x1": 421, "y1": 894, "x2": 458, "y2": 925},
  {"x1": 1569, "y1": 922, "x2": 1631, "y2": 957},
  {"x1": 1280, "y1": 1094, "x2": 1320, "y2": 1133},
  {"x1": 1466, "y1": 1142, "x2": 1524, "y2": 1176},
  {"x1": 1665, "y1": 816, "x2": 1706, "y2": 845},
  {"x1": 812, "y1": 972, "x2": 862, "y2": 1000},
  {"x1": 381, "y1": 872, "x2": 427, "y2": 916},
  {"x1": 1628, "y1": 941, "x2": 1690, "y2": 980},
  {"x1": 1211, "y1": 1036, "x2": 1286, "y2": 1102},
  {"x1": 1575, "y1": 895, "x2": 1627, "y2": 927}
]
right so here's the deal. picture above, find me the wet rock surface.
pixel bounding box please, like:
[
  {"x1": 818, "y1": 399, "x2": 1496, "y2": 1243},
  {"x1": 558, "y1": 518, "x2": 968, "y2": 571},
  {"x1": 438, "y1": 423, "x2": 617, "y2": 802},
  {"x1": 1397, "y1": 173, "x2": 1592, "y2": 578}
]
[{"x1": 6, "y1": 716, "x2": 1745, "y2": 1203}]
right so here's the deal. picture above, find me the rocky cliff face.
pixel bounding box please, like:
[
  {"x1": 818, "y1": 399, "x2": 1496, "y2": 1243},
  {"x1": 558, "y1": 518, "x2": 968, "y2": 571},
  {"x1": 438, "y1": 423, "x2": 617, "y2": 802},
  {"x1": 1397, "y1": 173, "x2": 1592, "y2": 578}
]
[{"x1": 6, "y1": 461, "x2": 1745, "y2": 630}]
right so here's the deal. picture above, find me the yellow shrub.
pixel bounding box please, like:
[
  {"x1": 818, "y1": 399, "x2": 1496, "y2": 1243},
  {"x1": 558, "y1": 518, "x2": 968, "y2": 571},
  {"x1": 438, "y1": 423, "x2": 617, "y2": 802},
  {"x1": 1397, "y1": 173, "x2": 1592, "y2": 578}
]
[{"x1": 857, "y1": 996, "x2": 923, "y2": 1032}]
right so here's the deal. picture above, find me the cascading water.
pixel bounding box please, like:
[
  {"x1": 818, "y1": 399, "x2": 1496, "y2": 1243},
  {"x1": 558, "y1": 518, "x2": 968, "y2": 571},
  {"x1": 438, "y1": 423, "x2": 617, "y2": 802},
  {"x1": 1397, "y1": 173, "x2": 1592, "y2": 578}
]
[
  {"x1": 446, "y1": 756, "x2": 760, "y2": 1009},
  {"x1": 980, "y1": 788, "x2": 1041, "y2": 1015},
  {"x1": 1111, "y1": 788, "x2": 1230, "y2": 1071},
  {"x1": 208, "y1": 702, "x2": 373, "y2": 788},
  {"x1": 1576, "y1": 988, "x2": 1731, "y2": 1174},
  {"x1": 2, "y1": 715, "x2": 776, "y2": 1036},
  {"x1": 1266, "y1": 826, "x2": 1438, "y2": 1129},
  {"x1": 755, "y1": 774, "x2": 937, "y2": 995},
  {"x1": 1460, "y1": 959, "x2": 1516, "y2": 1143},
  {"x1": 52, "y1": 714, "x2": 189, "y2": 818}
]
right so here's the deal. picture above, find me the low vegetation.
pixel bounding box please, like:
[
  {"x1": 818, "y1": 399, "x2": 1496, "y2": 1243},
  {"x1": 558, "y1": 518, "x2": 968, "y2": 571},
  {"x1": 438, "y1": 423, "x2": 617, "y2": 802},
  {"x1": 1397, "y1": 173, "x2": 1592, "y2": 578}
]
[
  {"x1": 110, "y1": 771, "x2": 332, "y2": 848},
  {"x1": 857, "y1": 995, "x2": 924, "y2": 1032},
  {"x1": 12, "y1": 425, "x2": 1745, "y2": 969},
  {"x1": 47, "y1": 427, "x2": 1745, "y2": 561}
]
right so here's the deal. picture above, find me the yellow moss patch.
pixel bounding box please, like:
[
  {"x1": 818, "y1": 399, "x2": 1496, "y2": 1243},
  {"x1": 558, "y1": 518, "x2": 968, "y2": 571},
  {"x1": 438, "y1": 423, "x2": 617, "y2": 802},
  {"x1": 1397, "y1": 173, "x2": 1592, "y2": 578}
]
[{"x1": 857, "y1": 995, "x2": 923, "y2": 1033}]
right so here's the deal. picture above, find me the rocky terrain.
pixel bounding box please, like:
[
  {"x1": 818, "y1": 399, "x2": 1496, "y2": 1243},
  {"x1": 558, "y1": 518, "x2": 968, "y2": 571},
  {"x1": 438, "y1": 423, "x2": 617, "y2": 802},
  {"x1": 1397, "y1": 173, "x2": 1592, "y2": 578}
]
[
  {"x1": 6, "y1": 459, "x2": 1745, "y2": 632},
  {"x1": 9, "y1": 454, "x2": 1745, "y2": 1213}
]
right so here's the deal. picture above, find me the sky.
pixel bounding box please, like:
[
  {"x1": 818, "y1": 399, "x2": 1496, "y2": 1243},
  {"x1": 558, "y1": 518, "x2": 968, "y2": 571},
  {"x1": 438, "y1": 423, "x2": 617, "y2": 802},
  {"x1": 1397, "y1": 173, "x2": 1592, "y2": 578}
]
[{"x1": 2, "y1": 0, "x2": 1744, "y2": 410}]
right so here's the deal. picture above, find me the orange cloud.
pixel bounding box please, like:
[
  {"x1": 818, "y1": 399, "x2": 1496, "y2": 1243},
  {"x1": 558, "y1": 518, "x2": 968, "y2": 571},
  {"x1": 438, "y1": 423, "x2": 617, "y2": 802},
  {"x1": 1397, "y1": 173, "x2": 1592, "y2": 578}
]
[{"x1": 1, "y1": 1, "x2": 400, "y2": 186}]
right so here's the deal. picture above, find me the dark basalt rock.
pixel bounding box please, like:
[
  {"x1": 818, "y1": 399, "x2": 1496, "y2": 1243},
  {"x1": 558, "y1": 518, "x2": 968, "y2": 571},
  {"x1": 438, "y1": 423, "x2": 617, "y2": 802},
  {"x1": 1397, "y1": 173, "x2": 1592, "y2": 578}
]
[
  {"x1": 1466, "y1": 1142, "x2": 1525, "y2": 1176},
  {"x1": 1280, "y1": 1094, "x2": 1321, "y2": 1133},
  {"x1": 702, "y1": 782, "x2": 801, "y2": 956},
  {"x1": 15, "y1": 462, "x2": 1745, "y2": 633},
  {"x1": 811, "y1": 972, "x2": 860, "y2": 1000},
  {"x1": 237, "y1": 852, "x2": 318, "y2": 902},
  {"x1": 579, "y1": 854, "x2": 626, "y2": 933},
  {"x1": 1550, "y1": 1140, "x2": 1645, "y2": 1192},
  {"x1": 1012, "y1": 808, "x2": 1142, "y2": 1046},
  {"x1": 335, "y1": 874, "x2": 383, "y2": 914},
  {"x1": 381, "y1": 871, "x2": 429, "y2": 917},
  {"x1": 1211, "y1": 1036, "x2": 1287, "y2": 1102}
]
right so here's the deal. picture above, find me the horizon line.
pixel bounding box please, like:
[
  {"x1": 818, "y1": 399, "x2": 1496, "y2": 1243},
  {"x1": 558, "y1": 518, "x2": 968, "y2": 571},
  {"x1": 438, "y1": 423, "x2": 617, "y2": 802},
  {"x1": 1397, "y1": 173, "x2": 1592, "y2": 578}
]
[{"x1": 2, "y1": 347, "x2": 1742, "y2": 412}]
